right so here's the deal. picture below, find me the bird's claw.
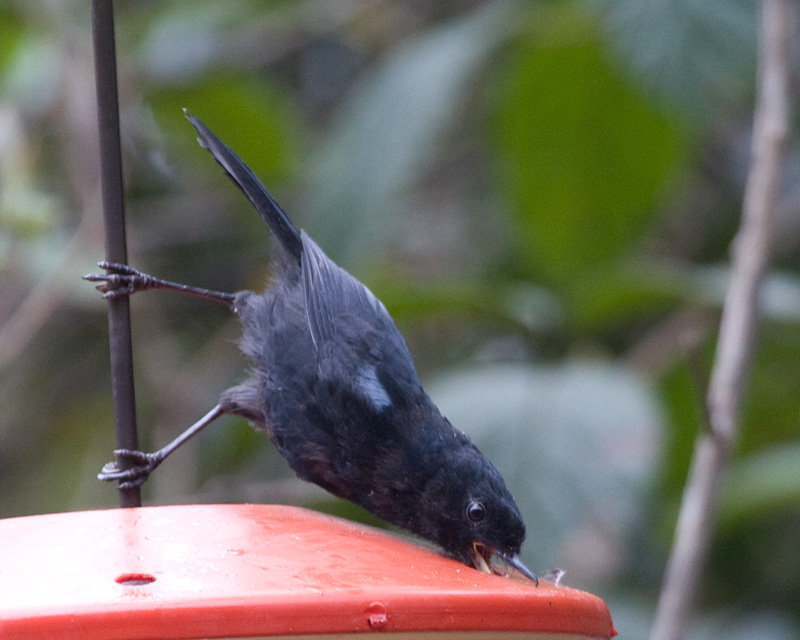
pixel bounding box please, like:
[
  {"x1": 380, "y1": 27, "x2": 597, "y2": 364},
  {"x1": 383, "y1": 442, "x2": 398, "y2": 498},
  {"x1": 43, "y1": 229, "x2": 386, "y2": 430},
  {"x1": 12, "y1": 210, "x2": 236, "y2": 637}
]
[
  {"x1": 83, "y1": 261, "x2": 154, "y2": 299},
  {"x1": 98, "y1": 448, "x2": 161, "y2": 489}
]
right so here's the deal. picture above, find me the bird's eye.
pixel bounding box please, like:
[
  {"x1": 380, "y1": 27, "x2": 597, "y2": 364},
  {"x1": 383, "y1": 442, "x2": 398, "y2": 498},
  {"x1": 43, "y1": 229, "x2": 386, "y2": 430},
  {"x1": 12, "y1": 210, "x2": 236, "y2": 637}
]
[{"x1": 466, "y1": 500, "x2": 486, "y2": 523}]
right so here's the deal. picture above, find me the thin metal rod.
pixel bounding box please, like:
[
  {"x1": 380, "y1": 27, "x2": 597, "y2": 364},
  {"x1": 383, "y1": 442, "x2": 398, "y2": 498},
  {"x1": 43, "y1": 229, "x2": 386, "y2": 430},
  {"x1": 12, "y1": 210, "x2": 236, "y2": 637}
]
[{"x1": 91, "y1": 0, "x2": 141, "y2": 508}]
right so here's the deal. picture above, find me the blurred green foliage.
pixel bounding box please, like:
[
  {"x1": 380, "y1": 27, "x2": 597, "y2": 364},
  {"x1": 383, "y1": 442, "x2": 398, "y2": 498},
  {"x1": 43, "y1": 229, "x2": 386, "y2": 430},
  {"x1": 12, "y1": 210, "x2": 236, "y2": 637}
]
[
  {"x1": 0, "y1": 1, "x2": 798, "y2": 637},
  {"x1": 492, "y1": 16, "x2": 690, "y2": 286}
]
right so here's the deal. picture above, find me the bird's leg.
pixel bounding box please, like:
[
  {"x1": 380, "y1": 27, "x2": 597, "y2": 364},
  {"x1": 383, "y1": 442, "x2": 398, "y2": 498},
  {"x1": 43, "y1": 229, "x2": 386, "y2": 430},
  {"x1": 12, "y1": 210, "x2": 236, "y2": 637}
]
[
  {"x1": 98, "y1": 404, "x2": 226, "y2": 489},
  {"x1": 84, "y1": 261, "x2": 236, "y2": 306}
]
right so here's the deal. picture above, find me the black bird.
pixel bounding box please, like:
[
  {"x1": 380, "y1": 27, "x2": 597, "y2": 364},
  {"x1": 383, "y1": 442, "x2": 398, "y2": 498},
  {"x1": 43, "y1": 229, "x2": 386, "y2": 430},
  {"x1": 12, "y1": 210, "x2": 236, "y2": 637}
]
[{"x1": 87, "y1": 113, "x2": 537, "y2": 584}]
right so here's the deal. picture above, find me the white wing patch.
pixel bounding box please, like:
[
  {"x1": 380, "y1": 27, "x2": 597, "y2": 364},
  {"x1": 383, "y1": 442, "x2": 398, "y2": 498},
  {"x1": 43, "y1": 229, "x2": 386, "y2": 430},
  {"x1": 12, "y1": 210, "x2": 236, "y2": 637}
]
[{"x1": 356, "y1": 365, "x2": 392, "y2": 410}]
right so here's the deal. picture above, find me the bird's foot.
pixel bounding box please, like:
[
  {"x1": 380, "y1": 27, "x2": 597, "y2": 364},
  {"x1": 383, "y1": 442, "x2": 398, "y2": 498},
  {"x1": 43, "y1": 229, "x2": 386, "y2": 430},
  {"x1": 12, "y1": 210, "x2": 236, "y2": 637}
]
[
  {"x1": 98, "y1": 449, "x2": 163, "y2": 489},
  {"x1": 83, "y1": 262, "x2": 158, "y2": 299}
]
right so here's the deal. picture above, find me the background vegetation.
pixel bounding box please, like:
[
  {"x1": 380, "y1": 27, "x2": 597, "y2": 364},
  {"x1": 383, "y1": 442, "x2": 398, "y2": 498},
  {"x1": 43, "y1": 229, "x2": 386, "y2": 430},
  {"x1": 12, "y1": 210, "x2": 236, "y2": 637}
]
[{"x1": 1, "y1": 1, "x2": 798, "y2": 637}]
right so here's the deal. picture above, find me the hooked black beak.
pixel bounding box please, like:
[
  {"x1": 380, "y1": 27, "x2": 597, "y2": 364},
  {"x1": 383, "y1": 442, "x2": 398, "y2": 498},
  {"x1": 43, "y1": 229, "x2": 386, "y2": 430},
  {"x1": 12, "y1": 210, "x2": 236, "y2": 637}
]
[{"x1": 500, "y1": 552, "x2": 539, "y2": 586}]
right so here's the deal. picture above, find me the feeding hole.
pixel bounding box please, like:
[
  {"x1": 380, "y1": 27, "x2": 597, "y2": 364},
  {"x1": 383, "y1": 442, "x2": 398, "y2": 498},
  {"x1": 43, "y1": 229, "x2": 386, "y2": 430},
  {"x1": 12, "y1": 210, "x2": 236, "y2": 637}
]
[{"x1": 116, "y1": 572, "x2": 156, "y2": 586}]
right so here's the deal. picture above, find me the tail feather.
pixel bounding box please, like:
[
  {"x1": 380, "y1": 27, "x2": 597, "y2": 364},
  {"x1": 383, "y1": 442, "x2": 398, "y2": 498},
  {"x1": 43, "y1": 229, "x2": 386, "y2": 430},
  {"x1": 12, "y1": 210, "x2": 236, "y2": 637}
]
[{"x1": 185, "y1": 110, "x2": 302, "y2": 261}]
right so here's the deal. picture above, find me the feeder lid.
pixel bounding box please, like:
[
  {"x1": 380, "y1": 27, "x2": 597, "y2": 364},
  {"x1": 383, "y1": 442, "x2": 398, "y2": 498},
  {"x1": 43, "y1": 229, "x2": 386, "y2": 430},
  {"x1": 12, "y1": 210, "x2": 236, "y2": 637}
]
[{"x1": 0, "y1": 504, "x2": 615, "y2": 639}]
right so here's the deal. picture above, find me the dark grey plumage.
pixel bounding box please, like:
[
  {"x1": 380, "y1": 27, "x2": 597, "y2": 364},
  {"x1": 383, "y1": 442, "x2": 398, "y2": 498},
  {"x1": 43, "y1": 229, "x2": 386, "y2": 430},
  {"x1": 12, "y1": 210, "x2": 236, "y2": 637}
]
[{"x1": 91, "y1": 114, "x2": 537, "y2": 583}]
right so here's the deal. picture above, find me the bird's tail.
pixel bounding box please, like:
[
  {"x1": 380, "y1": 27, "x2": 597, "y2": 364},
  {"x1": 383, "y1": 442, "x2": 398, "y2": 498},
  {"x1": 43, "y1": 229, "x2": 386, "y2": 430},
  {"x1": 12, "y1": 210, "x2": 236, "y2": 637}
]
[{"x1": 185, "y1": 110, "x2": 302, "y2": 261}]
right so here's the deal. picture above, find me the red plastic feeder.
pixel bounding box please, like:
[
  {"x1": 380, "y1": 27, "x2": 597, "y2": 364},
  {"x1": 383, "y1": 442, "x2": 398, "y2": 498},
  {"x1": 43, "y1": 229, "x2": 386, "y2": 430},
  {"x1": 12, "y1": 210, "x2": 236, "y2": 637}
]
[{"x1": 0, "y1": 504, "x2": 615, "y2": 639}]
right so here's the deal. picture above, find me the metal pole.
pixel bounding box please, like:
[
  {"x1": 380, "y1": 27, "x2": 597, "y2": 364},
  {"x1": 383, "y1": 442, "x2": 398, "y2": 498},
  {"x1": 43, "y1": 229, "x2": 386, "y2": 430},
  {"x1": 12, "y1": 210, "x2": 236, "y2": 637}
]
[{"x1": 90, "y1": 0, "x2": 141, "y2": 508}]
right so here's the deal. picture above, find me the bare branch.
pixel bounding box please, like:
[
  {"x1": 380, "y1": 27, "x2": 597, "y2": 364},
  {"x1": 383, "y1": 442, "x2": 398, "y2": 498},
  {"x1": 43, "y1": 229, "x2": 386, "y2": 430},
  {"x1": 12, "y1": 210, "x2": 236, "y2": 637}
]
[{"x1": 649, "y1": 2, "x2": 794, "y2": 640}]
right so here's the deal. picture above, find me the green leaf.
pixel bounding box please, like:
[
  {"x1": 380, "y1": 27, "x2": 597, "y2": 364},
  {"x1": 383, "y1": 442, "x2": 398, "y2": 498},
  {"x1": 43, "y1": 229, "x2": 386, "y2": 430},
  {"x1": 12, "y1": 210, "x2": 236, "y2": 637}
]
[
  {"x1": 490, "y1": 19, "x2": 689, "y2": 285},
  {"x1": 720, "y1": 445, "x2": 800, "y2": 528},
  {"x1": 1, "y1": 29, "x2": 61, "y2": 114},
  {"x1": 0, "y1": 10, "x2": 24, "y2": 71},
  {"x1": 741, "y1": 324, "x2": 800, "y2": 453},
  {"x1": 369, "y1": 272, "x2": 563, "y2": 333},
  {"x1": 594, "y1": 0, "x2": 758, "y2": 122},
  {"x1": 139, "y1": 2, "x2": 253, "y2": 84},
  {"x1": 568, "y1": 261, "x2": 683, "y2": 331},
  {"x1": 150, "y1": 75, "x2": 304, "y2": 185},
  {"x1": 305, "y1": 1, "x2": 518, "y2": 267}
]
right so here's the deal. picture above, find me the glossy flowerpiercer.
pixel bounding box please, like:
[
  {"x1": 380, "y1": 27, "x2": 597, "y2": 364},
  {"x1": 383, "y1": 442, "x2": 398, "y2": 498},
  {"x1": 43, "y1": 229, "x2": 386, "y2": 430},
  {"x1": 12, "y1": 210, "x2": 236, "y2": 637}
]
[{"x1": 87, "y1": 113, "x2": 538, "y2": 584}]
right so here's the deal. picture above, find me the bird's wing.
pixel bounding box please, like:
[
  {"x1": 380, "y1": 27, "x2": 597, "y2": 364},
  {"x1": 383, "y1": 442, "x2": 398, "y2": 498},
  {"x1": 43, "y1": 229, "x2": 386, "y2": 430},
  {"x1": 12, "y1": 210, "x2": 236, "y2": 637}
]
[
  {"x1": 300, "y1": 231, "x2": 421, "y2": 408},
  {"x1": 300, "y1": 231, "x2": 386, "y2": 346}
]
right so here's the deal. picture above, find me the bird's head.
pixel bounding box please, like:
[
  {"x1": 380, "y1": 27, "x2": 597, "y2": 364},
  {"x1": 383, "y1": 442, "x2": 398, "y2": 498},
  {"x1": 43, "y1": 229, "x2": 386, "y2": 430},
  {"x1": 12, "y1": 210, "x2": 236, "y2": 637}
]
[{"x1": 416, "y1": 441, "x2": 538, "y2": 585}]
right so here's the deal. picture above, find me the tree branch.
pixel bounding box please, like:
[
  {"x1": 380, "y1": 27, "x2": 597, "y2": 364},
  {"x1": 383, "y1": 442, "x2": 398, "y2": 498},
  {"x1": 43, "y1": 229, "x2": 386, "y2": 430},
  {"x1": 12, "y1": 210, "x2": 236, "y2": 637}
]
[{"x1": 649, "y1": 2, "x2": 793, "y2": 639}]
